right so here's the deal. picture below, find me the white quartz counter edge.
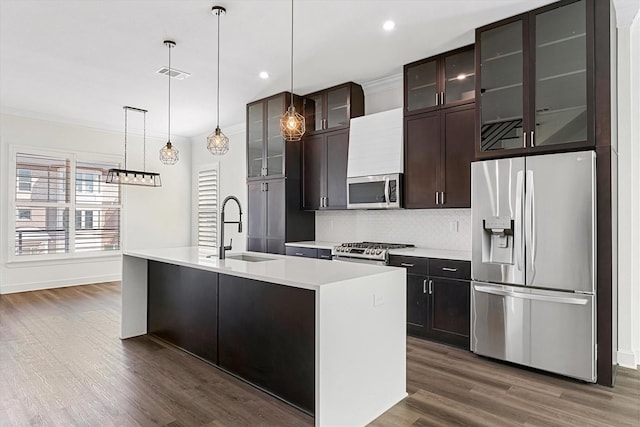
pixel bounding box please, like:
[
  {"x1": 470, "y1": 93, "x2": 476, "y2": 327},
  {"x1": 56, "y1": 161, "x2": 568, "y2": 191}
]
[
  {"x1": 123, "y1": 246, "x2": 399, "y2": 291},
  {"x1": 284, "y1": 241, "x2": 340, "y2": 250}
]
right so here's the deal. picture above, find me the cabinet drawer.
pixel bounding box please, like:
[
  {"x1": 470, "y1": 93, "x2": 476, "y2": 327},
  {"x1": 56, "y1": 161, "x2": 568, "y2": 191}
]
[
  {"x1": 285, "y1": 246, "x2": 317, "y2": 258},
  {"x1": 317, "y1": 248, "x2": 333, "y2": 260},
  {"x1": 388, "y1": 255, "x2": 428, "y2": 275},
  {"x1": 428, "y1": 258, "x2": 470, "y2": 280}
]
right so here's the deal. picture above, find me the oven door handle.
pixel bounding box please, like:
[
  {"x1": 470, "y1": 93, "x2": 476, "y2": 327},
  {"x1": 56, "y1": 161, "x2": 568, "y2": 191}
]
[
  {"x1": 332, "y1": 255, "x2": 386, "y2": 265},
  {"x1": 384, "y1": 176, "x2": 390, "y2": 205}
]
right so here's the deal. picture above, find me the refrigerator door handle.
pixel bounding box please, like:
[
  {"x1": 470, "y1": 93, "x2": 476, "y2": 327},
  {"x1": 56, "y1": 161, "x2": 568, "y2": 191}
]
[
  {"x1": 525, "y1": 170, "x2": 535, "y2": 281},
  {"x1": 473, "y1": 285, "x2": 589, "y2": 305},
  {"x1": 515, "y1": 170, "x2": 525, "y2": 272}
]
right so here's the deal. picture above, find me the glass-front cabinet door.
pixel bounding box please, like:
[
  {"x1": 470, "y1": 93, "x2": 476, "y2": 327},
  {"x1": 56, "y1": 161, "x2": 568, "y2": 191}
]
[
  {"x1": 304, "y1": 94, "x2": 323, "y2": 133},
  {"x1": 533, "y1": 0, "x2": 587, "y2": 148},
  {"x1": 444, "y1": 49, "x2": 475, "y2": 105},
  {"x1": 326, "y1": 85, "x2": 349, "y2": 130},
  {"x1": 479, "y1": 19, "x2": 525, "y2": 153},
  {"x1": 405, "y1": 59, "x2": 438, "y2": 113},
  {"x1": 266, "y1": 96, "x2": 285, "y2": 177},
  {"x1": 247, "y1": 102, "x2": 264, "y2": 178}
]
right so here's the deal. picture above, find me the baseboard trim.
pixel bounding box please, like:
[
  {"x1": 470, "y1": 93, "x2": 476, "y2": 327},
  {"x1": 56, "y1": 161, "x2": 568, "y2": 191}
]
[
  {"x1": 0, "y1": 274, "x2": 121, "y2": 295},
  {"x1": 617, "y1": 349, "x2": 640, "y2": 369}
]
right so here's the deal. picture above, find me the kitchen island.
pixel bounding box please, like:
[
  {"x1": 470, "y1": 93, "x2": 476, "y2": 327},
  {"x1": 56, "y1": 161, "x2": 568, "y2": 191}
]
[{"x1": 120, "y1": 247, "x2": 406, "y2": 427}]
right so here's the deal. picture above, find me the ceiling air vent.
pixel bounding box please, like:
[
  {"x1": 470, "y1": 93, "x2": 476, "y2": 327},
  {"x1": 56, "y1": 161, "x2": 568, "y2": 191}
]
[{"x1": 155, "y1": 67, "x2": 191, "y2": 80}]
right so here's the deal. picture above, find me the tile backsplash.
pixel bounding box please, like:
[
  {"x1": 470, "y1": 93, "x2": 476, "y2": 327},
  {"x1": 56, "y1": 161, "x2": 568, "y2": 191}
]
[{"x1": 315, "y1": 209, "x2": 471, "y2": 251}]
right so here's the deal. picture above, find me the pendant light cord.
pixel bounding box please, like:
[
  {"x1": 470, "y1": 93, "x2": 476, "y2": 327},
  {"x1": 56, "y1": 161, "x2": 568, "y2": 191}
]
[
  {"x1": 124, "y1": 107, "x2": 128, "y2": 169},
  {"x1": 168, "y1": 43, "x2": 171, "y2": 142},
  {"x1": 217, "y1": 9, "x2": 221, "y2": 128},
  {"x1": 290, "y1": 0, "x2": 294, "y2": 107},
  {"x1": 143, "y1": 110, "x2": 146, "y2": 171}
]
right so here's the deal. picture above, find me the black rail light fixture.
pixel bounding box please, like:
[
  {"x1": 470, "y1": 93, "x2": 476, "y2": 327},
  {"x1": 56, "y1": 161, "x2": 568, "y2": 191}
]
[
  {"x1": 106, "y1": 106, "x2": 162, "y2": 187},
  {"x1": 207, "y1": 5, "x2": 230, "y2": 155},
  {"x1": 280, "y1": 0, "x2": 305, "y2": 141},
  {"x1": 159, "y1": 40, "x2": 180, "y2": 165}
]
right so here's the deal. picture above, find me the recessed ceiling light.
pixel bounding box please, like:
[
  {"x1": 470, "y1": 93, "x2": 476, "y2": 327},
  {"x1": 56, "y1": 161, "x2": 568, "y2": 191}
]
[
  {"x1": 383, "y1": 20, "x2": 395, "y2": 31},
  {"x1": 259, "y1": 71, "x2": 269, "y2": 79}
]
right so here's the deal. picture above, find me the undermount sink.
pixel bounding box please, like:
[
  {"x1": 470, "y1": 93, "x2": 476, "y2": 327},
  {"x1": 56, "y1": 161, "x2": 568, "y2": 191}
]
[{"x1": 225, "y1": 254, "x2": 276, "y2": 262}]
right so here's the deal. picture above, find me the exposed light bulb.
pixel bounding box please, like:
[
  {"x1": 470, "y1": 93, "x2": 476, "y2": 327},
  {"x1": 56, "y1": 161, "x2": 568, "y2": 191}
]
[{"x1": 287, "y1": 117, "x2": 297, "y2": 129}]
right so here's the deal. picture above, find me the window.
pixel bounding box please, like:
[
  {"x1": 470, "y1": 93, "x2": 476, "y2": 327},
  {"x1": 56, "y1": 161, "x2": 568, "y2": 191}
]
[
  {"x1": 17, "y1": 209, "x2": 31, "y2": 220},
  {"x1": 17, "y1": 170, "x2": 31, "y2": 192},
  {"x1": 12, "y1": 152, "x2": 121, "y2": 258},
  {"x1": 197, "y1": 169, "x2": 218, "y2": 248}
]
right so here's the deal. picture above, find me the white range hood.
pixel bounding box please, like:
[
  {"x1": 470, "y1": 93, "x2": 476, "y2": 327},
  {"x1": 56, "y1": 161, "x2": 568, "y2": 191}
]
[{"x1": 346, "y1": 108, "x2": 403, "y2": 178}]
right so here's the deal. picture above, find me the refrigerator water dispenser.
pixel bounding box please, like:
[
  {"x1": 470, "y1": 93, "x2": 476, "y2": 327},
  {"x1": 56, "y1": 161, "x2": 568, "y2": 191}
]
[{"x1": 482, "y1": 216, "x2": 513, "y2": 264}]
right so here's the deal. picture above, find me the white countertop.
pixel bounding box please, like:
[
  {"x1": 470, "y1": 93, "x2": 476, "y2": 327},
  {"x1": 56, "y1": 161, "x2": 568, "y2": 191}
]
[
  {"x1": 284, "y1": 241, "x2": 340, "y2": 250},
  {"x1": 124, "y1": 246, "x2": 399, "y2": 291},
  {"x1": 285, "y1": 241, "x2": 471, "y2": 261}
]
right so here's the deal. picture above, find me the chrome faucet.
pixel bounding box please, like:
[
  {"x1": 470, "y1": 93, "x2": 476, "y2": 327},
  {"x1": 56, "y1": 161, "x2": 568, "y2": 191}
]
[{"x1": 219, "y1": 195, "x2": 243, "y2": 259}]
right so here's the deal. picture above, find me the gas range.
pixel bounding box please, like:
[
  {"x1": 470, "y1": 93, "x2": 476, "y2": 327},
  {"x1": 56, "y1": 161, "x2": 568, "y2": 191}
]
[{"x1": 332, "y1": 242, "x2": 414, "y2": 264}]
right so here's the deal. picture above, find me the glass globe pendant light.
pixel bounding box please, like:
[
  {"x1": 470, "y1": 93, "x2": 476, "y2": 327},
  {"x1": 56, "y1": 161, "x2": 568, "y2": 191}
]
[
  {"x1": 207, "y1": 6, "x2": 229, "y2": 155},
  {"x1": 280, "y1": 0, "x2": 305, "y2": 141},
  {"x1": 159, "y1": 40, "x2": 180, "y2": 165}
]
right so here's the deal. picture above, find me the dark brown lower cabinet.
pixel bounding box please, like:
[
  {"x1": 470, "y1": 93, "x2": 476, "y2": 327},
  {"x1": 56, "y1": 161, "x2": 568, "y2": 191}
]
[
  {"x1": 390, "y1": 255, "x2": 470, "y2": 350},
  {"x1": 428, "y1": 277, "x2": 470, "y2": 349},
  {"x1": 407, "y1": 273, "x2": 428, "y2": 336},
  {"x1": 147, "y1": 261, "x2": 219, "y2": 364},
  {"x1": 218, "y1": 274, "x2": 315, "y2": 414}
]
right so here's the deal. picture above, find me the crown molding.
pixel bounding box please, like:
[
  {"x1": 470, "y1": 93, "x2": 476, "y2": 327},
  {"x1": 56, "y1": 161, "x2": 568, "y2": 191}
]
[{"x1": 361, "y1": 73, "x2": 403, "y2": 95}]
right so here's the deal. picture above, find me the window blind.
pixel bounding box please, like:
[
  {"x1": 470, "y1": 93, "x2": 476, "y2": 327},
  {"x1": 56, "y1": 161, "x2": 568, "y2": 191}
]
[
  {"x1": 13, "y1": 153, "x2": 121, "y2": 257},
  {"x1": 198, "y1": 169, "x2": 218, "y2": 248}
]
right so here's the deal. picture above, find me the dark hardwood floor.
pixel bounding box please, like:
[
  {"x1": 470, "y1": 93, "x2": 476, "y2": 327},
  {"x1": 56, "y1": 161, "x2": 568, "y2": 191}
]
[{"x1": 0, "y1": 282, "x2": 638, "y2": 426}]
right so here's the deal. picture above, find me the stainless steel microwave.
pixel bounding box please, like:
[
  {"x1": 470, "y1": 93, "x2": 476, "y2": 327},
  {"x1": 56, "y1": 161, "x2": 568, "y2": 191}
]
[{"x1": 346, "y1": 173, "x2": 402, "y2": 209}]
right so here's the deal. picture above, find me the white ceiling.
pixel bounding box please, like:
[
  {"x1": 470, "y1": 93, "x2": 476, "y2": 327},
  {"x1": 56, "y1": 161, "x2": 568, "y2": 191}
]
[{"x1": 1, "y1": 0, "x2": 632, "y2": 140}]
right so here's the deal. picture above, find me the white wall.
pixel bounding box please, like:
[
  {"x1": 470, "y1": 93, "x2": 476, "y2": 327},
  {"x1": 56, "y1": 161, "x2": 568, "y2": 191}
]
[
  {"x1": 190, "y1": 126, "x2": 247, "y2": 252},
  {"x1": 0, "y1": 114, "x2": 192, "y2": 294},
  {"x1": 617, "y1": 15, "x2": 640, "y2": 368}
]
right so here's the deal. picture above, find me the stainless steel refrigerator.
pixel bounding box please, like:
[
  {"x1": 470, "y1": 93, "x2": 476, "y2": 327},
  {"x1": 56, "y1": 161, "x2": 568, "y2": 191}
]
[{"x1": 471, "y1": 150, "x2": 596, "y2": 382}]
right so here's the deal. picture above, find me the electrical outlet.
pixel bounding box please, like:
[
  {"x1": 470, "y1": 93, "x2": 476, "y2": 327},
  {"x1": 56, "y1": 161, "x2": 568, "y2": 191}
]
[{"x1": 449, "y1": 220, "x2": 459, "y2": 233}]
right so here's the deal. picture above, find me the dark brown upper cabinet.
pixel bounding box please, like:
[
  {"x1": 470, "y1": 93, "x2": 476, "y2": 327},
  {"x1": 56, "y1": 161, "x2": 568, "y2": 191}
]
[
  {"x1": 302, "y1": 129, "x2": 349, "y2": 210},
  {"x1": 404, "y1": 104, "x2": 475, "y2": 209},
  {"x1": 303, "y1": 82, "x2": 364, "y2": 135},
  {"x1": 404, "y1": 45, "x2": 475, "y2": 116},
  {"x1": 477, "y1": 0, "x2": 593, "y2": 157},
  {"x1": 301, "y1": 82, "x2": 364, "y2": 211},
  {"x1": 247, "y1": 92, "x2": 303, "y2": 180}
]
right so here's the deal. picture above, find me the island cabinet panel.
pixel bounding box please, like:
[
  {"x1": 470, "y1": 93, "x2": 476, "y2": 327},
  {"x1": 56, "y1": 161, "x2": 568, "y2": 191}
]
[
  {"x1": 218, "y1": 274, "x2": 315, "y2": 414},
  {"x1": 147, "y1": 261, "x2": 218, "y2": 364}
]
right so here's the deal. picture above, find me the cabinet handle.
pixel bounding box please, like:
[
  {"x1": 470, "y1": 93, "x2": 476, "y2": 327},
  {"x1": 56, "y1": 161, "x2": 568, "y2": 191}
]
[
  {"x1": 441, "y1": 191, "x2": 445, "y2": 205},
  {"x1": 530, "y1": 131, "x2": 535, "y2": 148},
  {"x1": 324, "y1": 196, "x2": 328, "y2": 207},
  {"x1": 435, "y1": 93, "x2": 439, "y2": 106},
  {"x1": 435, "y1": 191, "x2": 439, "y2": 205},
  {"x1": 442, "y1": 267, "x2": 458, "y2": 272},
  {"x1": 423, "y1": 279, "x2": 427, "y2": 294},
  {"x1": 261, "y1": 182, "x2": 264, "y2": 192},
  {"x1": 523, "y1": 132, "x2": 527, "y2": 148},
  {"x1": 264, "y1": 182, "x2": 268, "y2": 191},
  {"x1": 295, "y1": 252, "x2": 304, "y2": 256},
  {"x1": 400, "y1": 263, "x2": 415, "y2": 267},
  {"x1": 320, "y1": 255, "x2": 331, "y2": 259},
  {"x1": 428, "y1": 279, "x2": 433, "y2": 295},
  {"x1": 440, "y1": 92, "x2": 444, "y2": 105}
]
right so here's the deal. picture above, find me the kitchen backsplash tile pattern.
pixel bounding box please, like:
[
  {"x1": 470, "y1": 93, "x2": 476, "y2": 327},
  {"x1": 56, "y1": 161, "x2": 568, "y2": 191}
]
[{"x1": 316, "y1": 209, "x2": 471, "y2": 251}]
